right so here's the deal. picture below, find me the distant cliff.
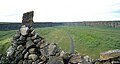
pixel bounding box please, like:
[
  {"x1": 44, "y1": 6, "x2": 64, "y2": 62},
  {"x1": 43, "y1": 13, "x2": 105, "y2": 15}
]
[
  {"x1": 64, "y1": 21, "x2": 120, "y2": 28},
  {"x1": 0, "y1": 21, "x2": 120, "y2": 30},
  {"x1": 0, "y1": 22, "x2": 64, "y2": 30}
]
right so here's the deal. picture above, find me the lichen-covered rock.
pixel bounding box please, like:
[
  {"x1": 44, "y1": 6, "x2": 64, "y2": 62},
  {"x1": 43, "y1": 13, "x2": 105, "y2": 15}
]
[
  {"x1": 47, "y1": 43, "x2": 60, "y2": 56},
  {"x1": 20, "y1": 25, "x2": 29, "y2": 36},
  {"x1": 13, "y1": 31, "x2": 21, "y2": 39},
  {"x1": 103, "y1": 61, "x2": 111, "y2": 64},
  {"x1": 60, "y1": 51, "x2": 70, "y2": 60},
  {"x1": 69, "y1": 54, "x2": 83, "y2": 64},
  {"x1": 111, "y1": 61, "x2": 120, "y2": 64},
  {"x1": 19, "y1": 35, "x2": 26, "y2": 41},
  {"x1": 28, "y1": 60, "x2": 33, "y2": 64},
  {"x1": 34, "y1": 39, "x2": 41, "y2": 44},
  {"x1": 40, "y1": 47, "x2": 48, "y2": 56},
  {"x1": 17, "y1": 45, "x2": 24, "y2": 51},
  {"x1": 26, "y1": 40, "x2": 34, "y2": 49},
  {"x1": 47, "y1": 56, "x2": 64, "y2": 64},
  {"x1": 31, "y1": 33, "x2": 39, "y2": 40},
  {"x1": 28, "y1": 54, "x2": 38, "y2": 61},
  {"x1": 39, "y1": 41, "x2": 48, "y2": 49},
  {"x1": 36, "y1": 41, "x2": 42, "y2": 48},
  {"x1": 84, "y1": 55, "x2": 92, "y2": 63},
  {"x1": 40, "y1": 55, "x2": 47, "y2": 62},
  {"x1": 29, "y1": 48, "x2": 36, "y2": 54},
  {"x1": 31, "y1": 30, "x2": 36, "y2": 36},
  {"x1": 6, "y1": 46, "x2": 15, "y2": 57},
  {"x1": 15, "y1": 51, "x2": 23, "y2": 62},
  {"x1": 22, "y1": 11, "x2": 34, "y2": 27},
  {"x1": 24, "y1": 52, "x2": 29, "y2": 59},
  {"x1": 100, "y1": 49, "x2": 120, "y2": 60},
  {"x1": 23, "y1": 59, "x2": 29, "y2": 64},
  {"x1": 18, "y1": 60, "x2": 23, "y2": 64}
]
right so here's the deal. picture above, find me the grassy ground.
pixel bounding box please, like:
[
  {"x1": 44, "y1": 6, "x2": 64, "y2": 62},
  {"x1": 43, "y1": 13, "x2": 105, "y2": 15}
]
[{"x1": 0, "y1": 26, "x2": 120, "y2": 59}]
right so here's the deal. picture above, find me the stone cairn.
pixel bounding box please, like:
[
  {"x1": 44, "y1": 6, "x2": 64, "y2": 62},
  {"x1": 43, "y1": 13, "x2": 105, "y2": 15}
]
[
  {"x1": 0, "y1": 11, "x2": 93, "y2": 64},
  {"x1": 1, "y1": 11, "x2": 61, "y2": 64}
]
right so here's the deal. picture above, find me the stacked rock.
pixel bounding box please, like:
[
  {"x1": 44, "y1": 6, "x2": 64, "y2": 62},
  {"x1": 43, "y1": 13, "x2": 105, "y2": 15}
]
[
  {"x1": 6, "y1": 25, "x2": 40, "y2": 63},
  {"x1": 3, "y1": 11, "x2": 93, "y2": 64},
  {"x1": 4, "y1": 11, "x2": 62, "y2": 64},
  {"x1": 93, "y1": 49, "x2": 120, "y2": 64},
  {"x1": 6, "y1": 24, "x2": 63, "y2": 64}
]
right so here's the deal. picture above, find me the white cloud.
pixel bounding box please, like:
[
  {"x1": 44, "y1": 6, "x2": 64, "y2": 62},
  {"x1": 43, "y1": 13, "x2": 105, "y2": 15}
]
[{"x1": 0, "y1": 0, "x2": 120, "y2": 22}]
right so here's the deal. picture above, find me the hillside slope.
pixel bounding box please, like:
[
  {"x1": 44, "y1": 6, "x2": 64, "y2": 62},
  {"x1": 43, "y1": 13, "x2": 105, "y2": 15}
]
[{"x1": 0, "y1": 26, "x2": 120, "y2": 59}]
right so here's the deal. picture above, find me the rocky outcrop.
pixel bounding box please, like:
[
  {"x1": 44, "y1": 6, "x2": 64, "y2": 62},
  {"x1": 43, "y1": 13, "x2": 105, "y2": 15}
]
[
  {"x1": 94, "y1": 49, "x2": 120, "y2": 64},
  {"x1": 100, "y1": 49, "x2": 120, "y2": 61}
]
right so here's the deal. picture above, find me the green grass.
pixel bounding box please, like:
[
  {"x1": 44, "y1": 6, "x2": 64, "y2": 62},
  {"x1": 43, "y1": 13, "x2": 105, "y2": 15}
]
[
  {"x1": 0, "y1": 30, "x2": 16, "y2": 54},
  {"x1": 0, "y1": 26, "x2": 120, "y2": 59}
]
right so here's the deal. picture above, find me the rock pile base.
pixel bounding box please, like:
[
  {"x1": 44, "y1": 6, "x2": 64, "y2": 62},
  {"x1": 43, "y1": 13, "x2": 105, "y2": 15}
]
[{"x1": 5, "y1": 25, "x2": 61, "y2": 64}]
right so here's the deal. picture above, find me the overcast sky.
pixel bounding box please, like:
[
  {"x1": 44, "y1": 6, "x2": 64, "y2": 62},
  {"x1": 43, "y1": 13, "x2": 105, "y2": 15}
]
[{"x1": 0, "y1": 0, "x2": 120, "y2": 22}]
